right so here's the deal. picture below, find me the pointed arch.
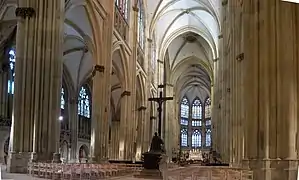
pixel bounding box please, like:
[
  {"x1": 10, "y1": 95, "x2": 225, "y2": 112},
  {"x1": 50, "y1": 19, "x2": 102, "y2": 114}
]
[
  {"x1": 180, "y1": 129, "x2": 188, "y2": 147},
  {"x1": 192, "y1": 97, "x2": 202, "y2": 119},
  {"x1": 204, "y1": 96, "x2": 211, "y2": 119},
  {"x1": 137, "y1": 0, "x2": 146, "y2": 50},
  {"x1": 180, "y1": 96, "x2": 189, "y2": 126},
  {"x1": 191, "y1": 129, "x2": 201, "y2": 148}
]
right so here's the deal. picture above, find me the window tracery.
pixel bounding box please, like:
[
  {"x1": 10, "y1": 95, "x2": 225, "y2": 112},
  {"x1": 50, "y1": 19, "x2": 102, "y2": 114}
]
[
  {"x1": 78, "y1": 86, "x2": 91, "y2": 118},
  {"x1": 8, "y1": 48, "x2": 15, "y2": 94},
  {"x1": 115, "y1": 0, "x2": 129, "y2": 20},
  {"x1": 181, "y1": 129, "x2": 188, "y2": 147},
  {"x1": 137, "y1": 0, "x2": 145, "y2": 49},
  {"x1": 61, "y1": 87, "x2": 65, "y2": 110},
  {"x1": 206, "y1": 129, "x2": 211, "y2": 147},
  {"x1": 192, "y1": 98, "x2": 202, "y2": 119},
  {"x1": 192, "y1": 129, "x2": 201, "y2": 148},
  {"x1": 205, "y1": 97, "x2": 211, "y2": 118}
]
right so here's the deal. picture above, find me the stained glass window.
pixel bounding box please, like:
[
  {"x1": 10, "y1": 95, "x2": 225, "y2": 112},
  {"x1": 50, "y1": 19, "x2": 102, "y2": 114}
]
[
  {"x1": 192, "y1": 98, "x2": 202, "y2": 119},
  {"x1": 180, "y1": 97, "x2": 189, "y2": 118},
  {"x1": 181, "y1": 119, "x2": 188, "y2": 126},
  {"x1": 137, "y1": 0, "x2": 145, "y2": 49},
  {"x1": 206, "y1": 129, "x2": 212, "y2": 147},
  {"x1": 205, "y1": 120, "x2": 211, "y2": 126},
  {"x1": 8, "y1": 48, "x2": 16, "y2": 94},
  {"x1": 192, "y1": 130, "x2": 201, "y2": 147},
  {"x1": 181, "y1": 129, "x2": 188, "y2": 147},
  {"x1": 115, "y1": 0, "x2": 129, "y2": 20},
  {"x1": 78, "y1": 86, "x2": 91, "y2": 118},
  {"x1": 61, "y1": 88, "x2": 65, "y2": 109},
  {"x1": 205, "y1": 97, "x2": 211, "y2": 118},
  {"x1": 192, "y1": 120, "x2": 201, "y2": 127}
]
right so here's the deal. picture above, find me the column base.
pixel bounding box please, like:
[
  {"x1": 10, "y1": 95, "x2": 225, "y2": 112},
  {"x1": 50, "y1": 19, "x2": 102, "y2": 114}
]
[
  {"x1": 52, "y1": 153, "x2": 62, "y2": 163},
  {"x1": 242, "y1": 158, "x2": 298, "y2": 180},
  {"x1": 7, "y1": 152, "x2": 32, "y2": 173}
]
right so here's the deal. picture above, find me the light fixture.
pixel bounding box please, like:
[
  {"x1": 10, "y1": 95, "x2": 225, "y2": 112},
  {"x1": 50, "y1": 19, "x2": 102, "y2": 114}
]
[
  {"x1": 282, "y1": 0, "x2": 299, "y2": 3},
  {"x1": 59, "y1": 116, "x2": 63, "y2": 121}
]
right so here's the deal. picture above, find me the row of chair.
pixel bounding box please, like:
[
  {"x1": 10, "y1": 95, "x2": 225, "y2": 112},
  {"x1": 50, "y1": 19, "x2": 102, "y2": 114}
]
[
  {"x1": 168, "y1": 167, "x2": 253, "y2": 180},
  {"x1": 28, "y1": 162, "x2": 143, "y2": 179}
]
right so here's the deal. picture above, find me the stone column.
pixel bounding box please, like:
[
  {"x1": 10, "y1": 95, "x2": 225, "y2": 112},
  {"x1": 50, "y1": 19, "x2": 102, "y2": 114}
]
[
  {"x1": 8, "y1": 0, "x2": 64, "y2": 173},
  {"x1": 110, "y1": 121, "x2": 120, "y2": 160},
  {"x1": 240, "y1": 1, "x2": 299, "y2": 180},
  {"x1": 68, "y1": 97, "x2": 78, "y2": 162},
  {"x1": 88, "y1": 1, "x2": 113, "y2": 162},
  {"x1": 163, "y1": 83, "x2": 175, "y2": 158},
  {"x1": 135, "y1": 106, "x2": 146, "y2": 161},
  {"x1": 118, "y1": 91, "x2": 132, "y2": 160}
]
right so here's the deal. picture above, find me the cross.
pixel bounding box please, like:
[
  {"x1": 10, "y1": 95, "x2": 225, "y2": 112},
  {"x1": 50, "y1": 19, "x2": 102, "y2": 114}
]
[{"x1": 148, "y1": 84, "x2": 173, "y2": 137}]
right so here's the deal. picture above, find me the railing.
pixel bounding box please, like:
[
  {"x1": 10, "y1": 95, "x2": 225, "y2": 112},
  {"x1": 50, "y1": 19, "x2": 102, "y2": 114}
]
[
  {"x1": 169, "y1": 166, "x2": 253, "y2": 180},
  {"x1": 114, "y1": 6, "x2": 129, "y2": 41}
]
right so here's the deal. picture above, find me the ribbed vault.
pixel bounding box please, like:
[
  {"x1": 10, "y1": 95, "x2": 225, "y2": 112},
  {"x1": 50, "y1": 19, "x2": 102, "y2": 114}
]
[{"x1": 148, "y1": 0, "x2": 220, "y2": 101}]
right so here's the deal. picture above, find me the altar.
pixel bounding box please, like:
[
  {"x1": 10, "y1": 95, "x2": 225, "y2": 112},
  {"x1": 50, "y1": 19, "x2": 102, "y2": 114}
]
[{"x1": 186, "y1": 149, "x2": 203, "y2": 164}]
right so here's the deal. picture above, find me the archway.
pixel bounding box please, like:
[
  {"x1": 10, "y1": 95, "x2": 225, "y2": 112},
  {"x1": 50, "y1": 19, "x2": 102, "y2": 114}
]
[
  {"x1": 79, "y1": 145, "x2": 89, "y2": 163},
  {"x1": 109, "y1": 48, "x2": 126, "y2": 160},
  {"x1": 60, "y1": 141, "x2": 69, "y2": 163}
]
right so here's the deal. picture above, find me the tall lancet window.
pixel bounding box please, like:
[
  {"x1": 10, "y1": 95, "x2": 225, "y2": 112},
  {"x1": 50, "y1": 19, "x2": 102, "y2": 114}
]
[
  {"x1": 206, "y1": 129, "x2": 211, "y2": 147},
  {"x1": 61, "y1": 88, "x2": 65, "y2": 110},
  {"x1": 115, "y1": 0, "x2": 129, "y2": 20},
  {"x1": 205, "y1": 97, "x2": 211, "y2": 118},
  {"x1": 78, "y1": 86, "x2": 91, "y2": 118},
  {"x1": 8, "y1": 48, "x2": 16, "y2": 94},
  {"x1": 180, "y1": 97, "x2": 189, "y2": 125},
  {"x1": 137, "y1": 0, "x2": 145, "y2": 49},
  {"x1": 192, "y1": 129, "x2": 202, "y2": 148},
  {"x1": 181, "y1": 129, "x2": 188, "y2": 147},
  {"x1": 192, "y1": 98, "x2": 202, "y2": 119},
  {"x1": 78, "y1": 85, "x2": 91, "y2": 140}
]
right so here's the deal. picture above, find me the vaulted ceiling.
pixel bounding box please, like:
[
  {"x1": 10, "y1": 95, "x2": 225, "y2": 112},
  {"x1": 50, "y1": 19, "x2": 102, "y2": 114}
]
[{"x1": 147, "y1": 0, "x2": 221, "y2": 101}]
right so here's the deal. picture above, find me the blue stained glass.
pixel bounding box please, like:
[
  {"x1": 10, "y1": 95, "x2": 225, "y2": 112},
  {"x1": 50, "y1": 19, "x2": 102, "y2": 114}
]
[
  {"x1": 78, "y1": 86, "x2": 91, "y2": 118},
  {"x1": 61, "y1": 88, "x2": 65, "y2": 109},
  {"x1": 8, "y1": 49, "x2": 16, "y2": 94},
  {"x1": 206, "y1": 129, "x2": 212, "y2": 147},
  {"x1": 192, "y1": 98, "x2": 202, "y2": 119},
  {"x1": 180, "y1": 97, "x2": 189, "y2": 118},
  {"x1": 192, "y1": 129, "x2": 201, "y2": 147},
  {"x1": 205, "y1": 97, "x2": 211, "y2": 118},
  {"x1": 181, "y1": 129, "x2": 188, "y2": 147}
]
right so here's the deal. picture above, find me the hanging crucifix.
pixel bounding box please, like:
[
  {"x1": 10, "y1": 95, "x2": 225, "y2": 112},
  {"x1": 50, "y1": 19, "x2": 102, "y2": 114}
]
[{"x1": 148, "y1": 84, "x2": 173, "y2": 137}]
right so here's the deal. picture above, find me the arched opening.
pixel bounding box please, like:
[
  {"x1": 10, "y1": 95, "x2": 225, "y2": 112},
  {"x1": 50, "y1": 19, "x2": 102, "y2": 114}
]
[
  {"x1": 109, "y1": 49, "x2": 126, "y2": 160},
  {"x1": 79, "y1": 145, "x2": 89, "y2": 163},
  {"x1": 60, "y1": 141, "x2": 69, "y2": 163},
  {"x1": 77, "y1": 85, "x2": 92, "y2": 140}
]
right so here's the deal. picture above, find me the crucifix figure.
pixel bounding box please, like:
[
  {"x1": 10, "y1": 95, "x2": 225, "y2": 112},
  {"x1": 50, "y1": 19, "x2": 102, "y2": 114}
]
[{"x1": 148, "y1": 85, "x2": 173, "y2": 137}]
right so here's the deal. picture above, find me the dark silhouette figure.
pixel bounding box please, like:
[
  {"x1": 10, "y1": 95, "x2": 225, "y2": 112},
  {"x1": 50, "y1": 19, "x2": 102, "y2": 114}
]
[{"x1": 150, "y1": 132, "x2": 164, "y2": 152}]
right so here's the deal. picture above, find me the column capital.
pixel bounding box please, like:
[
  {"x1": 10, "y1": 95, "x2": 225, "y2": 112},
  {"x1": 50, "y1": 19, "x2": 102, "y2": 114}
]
[
  {"x1": 15, "y1": 7, "x2": 35, "y2": 19},
  {"x1": 92, "y1": 65, "x2": 105, "y2": 77},
  {"x1": 121, "y1": 91, "x2": 131, "y2": 97},
  {"x1": 150, "y1": 116, "x2": 156, "y2": 120},
  {"x1": 132, "y1": 6, "x2": 139, "y2": 12},
  {"x1": 137, "y1": 106, "x2": 147, "y2": 111},
  {"x1": 236, "y1": 53, "x2": 244, "y2": 61}
]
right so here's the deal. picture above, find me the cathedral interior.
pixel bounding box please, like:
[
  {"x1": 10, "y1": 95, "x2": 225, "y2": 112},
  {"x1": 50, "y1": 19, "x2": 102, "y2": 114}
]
[{"x1": 0, "y1": 0, "x2": 299, "y2": 180}]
